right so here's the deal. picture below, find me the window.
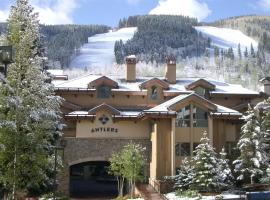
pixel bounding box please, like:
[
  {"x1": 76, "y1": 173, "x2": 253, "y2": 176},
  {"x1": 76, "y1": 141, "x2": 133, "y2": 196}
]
[
  {"x1": 225, "y1": 142, "x2": 238, "y2": 157},
  {"x1": 194, "y1": 86, "x2": 205, "y2": 96},
  {"x1": 150, "y1": 86, "x2": 158, "y2": 100},
  {"x1": 193, "y1": 143, "x2": 200, "y2": 152},
  {"x1": 175, "y1": 143, "x2": 191, "y2": 156},
  {"x1": 176, "y1": 105, "x2": 190, "y2": 127},
  {"x1": 193, "y1": 106, "x2": 208, "y2": 127},
  {"x1": 97, "y1": 85, "x2": 110, "y2": 98}
]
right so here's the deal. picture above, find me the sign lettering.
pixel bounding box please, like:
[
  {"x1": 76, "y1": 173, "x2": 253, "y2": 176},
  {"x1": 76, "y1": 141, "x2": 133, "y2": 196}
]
[{"x1": 91, "y1": 127, "x2": 118, "y2": 133}]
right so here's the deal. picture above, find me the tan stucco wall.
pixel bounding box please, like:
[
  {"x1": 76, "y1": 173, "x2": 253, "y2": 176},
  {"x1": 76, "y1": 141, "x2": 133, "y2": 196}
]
[
  {"x1": 60, "y1": 92, "x2": 174, "y2": 111},
  {"x1": 76, "y1": 111, "x2": 150, "y2": 139},
  {"x1": 213, "y1": 119, "x2": 239, "y2": 152},
  {"x1": 150, "y1": 119, "x2": 172, "y2": 182}
]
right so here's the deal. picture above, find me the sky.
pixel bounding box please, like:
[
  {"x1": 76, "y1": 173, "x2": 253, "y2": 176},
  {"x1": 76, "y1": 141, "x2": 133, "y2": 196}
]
[{"x1": 0, "y1": 0, "x2": 270, "y2": 26}]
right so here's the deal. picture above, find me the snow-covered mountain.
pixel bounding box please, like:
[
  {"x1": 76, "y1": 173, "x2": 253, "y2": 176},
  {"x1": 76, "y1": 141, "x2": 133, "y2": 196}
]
[
  {"x1": 195, "y1": 26, "x2": 258, "y2": 53},
  {"x1": 70, "y1": 26, "x2": 258, "y2": 69},
  {"x1": 69, "y1": 27, "x2": 137, "y2": 69}
]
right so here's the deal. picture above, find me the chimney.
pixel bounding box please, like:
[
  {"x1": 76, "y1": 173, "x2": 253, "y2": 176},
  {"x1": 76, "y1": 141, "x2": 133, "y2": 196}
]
[
  {"x1": 260, "y1": 77, "x2": 270, "y2": 95},
  {"x1": 165, "y1": 56, "x2": 176, "y2": 84},
  {"x1": 125, "y1": 55, "x2": 136, "y2": 82}
]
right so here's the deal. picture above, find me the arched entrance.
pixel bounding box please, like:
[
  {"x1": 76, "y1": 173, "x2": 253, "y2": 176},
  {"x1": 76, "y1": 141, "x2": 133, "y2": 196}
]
[{"x1": 70, "y1": 161, "x2": 118, "y2": 198}]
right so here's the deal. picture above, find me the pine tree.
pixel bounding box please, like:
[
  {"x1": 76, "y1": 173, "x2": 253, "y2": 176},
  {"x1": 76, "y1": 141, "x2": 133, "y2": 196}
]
[
  {"x1": 174, "y1": 158, "x2": 194, "y2": 191},
  {"x1": 244, "y1": 47, "x2": 248, "y2": 57},
  {"x1": 258, "y1": 99, "x2": 270, "y2": 176},
  {"x1": 217, "y1": 148, "x2": 234, "y2": 190},
  {"x1": 0, "y1": 0, "x2": 63, "y2": 198},
  {"x1": 250, "y1": 43, "x2": 255, "y2": 58},
  {"x1": 233, "y1": 105, "x2": 264, "y2": 184},
  {"x1": 238, "y1": 43, "x2": 242, "y2": 60},
  {"x1": 191, "y1": 131, "x2": 219, "y2": 192}
]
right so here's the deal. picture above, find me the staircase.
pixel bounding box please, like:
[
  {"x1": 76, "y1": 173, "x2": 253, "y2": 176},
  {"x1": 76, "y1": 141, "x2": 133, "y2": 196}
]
[{"x1": 136, "y1": 184, "x2": 167, "y2": 200}]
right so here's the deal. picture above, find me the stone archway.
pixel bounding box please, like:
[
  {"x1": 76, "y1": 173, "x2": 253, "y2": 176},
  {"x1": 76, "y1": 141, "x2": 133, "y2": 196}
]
[
  {"x1": 57, "y1": 138, "x2": 151, "y2": 197},
  {"x1": 69, "y1": 160, "x2": 118, "y2": 198}
]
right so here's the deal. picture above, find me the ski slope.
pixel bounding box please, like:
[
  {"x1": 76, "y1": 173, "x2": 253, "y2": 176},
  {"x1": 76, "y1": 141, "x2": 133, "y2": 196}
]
[
  {"x1": 70, "y1": 27, "x2": 137, "y2": 69},
  {"x1": 195, "y1": 26, "x2": 258, "y2": 53}
]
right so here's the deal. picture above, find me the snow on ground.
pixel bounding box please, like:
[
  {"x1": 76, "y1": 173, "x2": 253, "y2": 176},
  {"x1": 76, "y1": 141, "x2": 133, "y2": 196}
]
[
  {"x1": 166, "y1": 192, "x2": 243, "y2": 200},
  {"x1": 69, "y1": 27, "x2": 137, "y2": 69},
  {"x1": 195, "y1": 26, "x2": 258, "y2": 54}
]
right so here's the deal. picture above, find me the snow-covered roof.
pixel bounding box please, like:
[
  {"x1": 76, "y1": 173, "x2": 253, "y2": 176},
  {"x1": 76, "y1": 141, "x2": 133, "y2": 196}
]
[
  {"x1": 67, "y1": 110, "x2": 141, "y2": 117},
  {"x1": 53, "y1": 74, "x2": 259, "y2": 95},
  {"x1": 213, "y1": 104, "x2": 242, "y2": 116},
  {"x1": 47, "y1": 70, "x2": 64, "y2": 76}
]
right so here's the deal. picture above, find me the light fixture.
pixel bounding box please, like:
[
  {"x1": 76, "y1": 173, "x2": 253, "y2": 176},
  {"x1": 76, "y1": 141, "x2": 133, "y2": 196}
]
[{"x1": 0, "y1": 46, "x2": 14, "y2": 77}]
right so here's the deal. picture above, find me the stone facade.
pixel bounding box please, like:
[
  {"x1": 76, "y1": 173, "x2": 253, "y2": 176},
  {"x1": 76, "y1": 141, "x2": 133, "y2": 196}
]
[{"x1": 58, "y1": 138, "x2": 151, "y2": 196}]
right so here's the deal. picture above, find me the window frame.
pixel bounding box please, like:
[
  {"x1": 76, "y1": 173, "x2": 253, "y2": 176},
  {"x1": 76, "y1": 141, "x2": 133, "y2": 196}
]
[
  {"x1": 175, "y1": 105, "x2": 191, "y2": 127},
  {"x1": 193, "y1": 106, "x2": 208, "y2": 127},
  {"x1": 175, "y1": 142, "x2": 191, "y2": 156},
  {"x1": 97, "y1": 85, "x2": 111, "y2": 99},
  {"x1": 150, "y1": 85, "x2": 158, "y2": 100}
]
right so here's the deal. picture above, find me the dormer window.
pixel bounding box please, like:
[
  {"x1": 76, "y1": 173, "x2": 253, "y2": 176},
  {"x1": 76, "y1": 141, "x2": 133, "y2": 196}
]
[
  {"x1": 194, "y1": 86, "x2": 205, "y2": 96},
  {"x1": 151, "y1": 86, "x2": 158, "y2": 100},
  {"x1": 97, "y1": 85, "x2": 110, "y2": 99}
]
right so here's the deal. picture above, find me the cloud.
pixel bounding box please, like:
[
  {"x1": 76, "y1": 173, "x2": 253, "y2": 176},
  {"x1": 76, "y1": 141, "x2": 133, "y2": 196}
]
[
  {"x1": 0, "y1": 9, "x2": 9, "y2": 22},
  {"x1": 0, "y1": 0, "x2": 79, "y2": 25},
  {"x1": 149, "y1": 0, "x2": 212, "y2": 22},
  {"x1": 32, "y1": 0, "x2": 79, "y2": 24},
  {"x1": 257, "y1": 0, "x2": 270, "y2": 10}
]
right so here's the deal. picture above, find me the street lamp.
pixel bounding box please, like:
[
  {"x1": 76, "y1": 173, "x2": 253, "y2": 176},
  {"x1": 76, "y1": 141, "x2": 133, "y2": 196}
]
[
  {"x1": 0, "y1": 46, "x2": 14, "y2": 77},
  {"x1": 53, "y1": 139, "x2": 67, "y2": 200}
]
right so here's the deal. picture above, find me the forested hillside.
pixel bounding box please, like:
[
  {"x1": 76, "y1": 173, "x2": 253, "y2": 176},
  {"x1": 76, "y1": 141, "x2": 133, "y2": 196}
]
[
  {"x1": 0, "y1": 23, "x2": 109, "y2": 68},
  {"x1": 41, "y1": 25, "x2": 109, "y2": 67},
  {"x1": 114, "y1": 15, "x2": 210, "y2": 64},
  {"x1": 211, "y1": 15, "x2": 270, "y2": 53}
]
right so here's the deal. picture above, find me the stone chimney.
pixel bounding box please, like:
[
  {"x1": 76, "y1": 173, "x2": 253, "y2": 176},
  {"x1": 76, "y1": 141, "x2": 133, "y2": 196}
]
[
  {"x1": 125, "y1": 55, "x2": 136, "y2": 82},
  {"x1": 260, "y1": 77, "x2": 270, "y2": 95},
  {"x1": 165, "y1": 56, "x2": 176, "y2": 84}
]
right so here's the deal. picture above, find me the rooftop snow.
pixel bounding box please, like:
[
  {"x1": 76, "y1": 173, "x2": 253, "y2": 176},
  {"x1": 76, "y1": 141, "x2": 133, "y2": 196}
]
[{"x1": 53, "y1": 74, "x2": 259, "y2": 95}]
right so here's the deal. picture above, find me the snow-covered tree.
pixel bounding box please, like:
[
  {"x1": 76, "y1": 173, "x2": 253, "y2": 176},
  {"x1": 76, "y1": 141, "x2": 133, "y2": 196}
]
[
  {"x1": 191, "y1": 131, "x2": 219, "y2": 192},
  {"x1": 174, "y1": 158, "x2": 194, "y2": 191},
  {"x1": 217, "y1": 147, "x2": 234, "y2": 190},
  {"x1": 233, "y1": 105, "x2": 264, "y2": 184},
  {"x1": 0, "y1": 0, "x2": 63, "y2": 198}
]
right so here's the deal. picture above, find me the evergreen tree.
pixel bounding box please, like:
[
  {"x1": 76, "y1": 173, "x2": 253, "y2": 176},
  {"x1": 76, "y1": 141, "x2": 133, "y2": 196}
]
[
  {"x1": 233, "y1": 105, "x2": 264, "y2": 184},
  {"x1": 250, "y1": 43, "x2": 255, "y2": 58},
  {"x1": 0, "y1": 0, "x2": 63, "y2": 198},
  {"x1": 217, "y1": 148, "x2": 234, "y2": 190},
  {"x1": 174, "y1": 158, "x2": 194, "y2": 191},
  {"x1": 238, "y1": 43, "x2": 242, "y2": 59},
  {"x1": 244, "y1": 47, "x2": 248, "y2": 57},
  {"x1": 259, "y1": 100, "x2": 270, "y2": 172},
  {"x1": 191, "y1": 131, "x2": 219, "y2": 192}
]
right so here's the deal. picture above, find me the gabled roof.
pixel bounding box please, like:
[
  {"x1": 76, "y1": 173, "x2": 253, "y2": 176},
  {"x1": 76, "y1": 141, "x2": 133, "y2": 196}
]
[
  {"x1": 185, "y1": 78, "x2": 216, "y2": 91},
  {"x1": 88, "y1": 103, "x2": 121, "y2": 115},
  {"x1": 139, "y1": 78, "x2": 169, "y2": 90},
  {"x1": 88, "y1": 76, "x2": 118, "y2": 89},
  {"x1": 147, "y1": 93, "x2": 217, "y2": 112}
]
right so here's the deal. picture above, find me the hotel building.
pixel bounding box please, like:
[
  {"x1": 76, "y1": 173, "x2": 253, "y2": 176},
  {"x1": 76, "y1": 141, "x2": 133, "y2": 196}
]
[{"x1": 51, "y1": 56, "x2": 265, "y2": 197}]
